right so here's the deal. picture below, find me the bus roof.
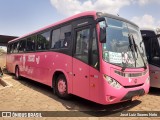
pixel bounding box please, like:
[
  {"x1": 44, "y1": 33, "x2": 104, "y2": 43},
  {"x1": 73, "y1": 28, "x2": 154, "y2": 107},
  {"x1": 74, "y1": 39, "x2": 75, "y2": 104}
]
[
  {"x1": 98, "y1": 12, "x2": 138, "y2": 27},
  {"x1": 9, "y1": 11, "x2": 139, "y2": 43},
  {"x1": 9, "y1": 11, "x2": 97, "y2": 43},
  {"x1": 140, "y1": 28, "x2": 158, "y2": 34}
]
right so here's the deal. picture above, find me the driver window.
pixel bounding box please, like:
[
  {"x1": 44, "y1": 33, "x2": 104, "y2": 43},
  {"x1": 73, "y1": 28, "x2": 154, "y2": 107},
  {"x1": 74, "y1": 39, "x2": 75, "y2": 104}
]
[
  {"x1": 151, "y1": 38, "x2": 160, "y2": 66},
  {"x1": 91, "y1": 28, "x2": 99, "y2": 69}
]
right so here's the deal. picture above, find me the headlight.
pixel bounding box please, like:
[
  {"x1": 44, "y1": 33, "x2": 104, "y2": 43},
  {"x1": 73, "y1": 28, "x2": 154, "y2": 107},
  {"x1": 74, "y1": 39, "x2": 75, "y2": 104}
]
[
  {"x1": 145, "y1": 76, "x2": 150, "y2": 84},
  {"x1": 104, "y1": 75, "x2": 122, "y2": 89}
]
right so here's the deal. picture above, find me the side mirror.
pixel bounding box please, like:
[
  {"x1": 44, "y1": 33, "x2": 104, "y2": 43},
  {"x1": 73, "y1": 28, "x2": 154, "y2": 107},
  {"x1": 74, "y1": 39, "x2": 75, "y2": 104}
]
[
  {"x1": 100, "y1": 26, "x2": 106, "y2": 43},
  {"x1": 96, "y1": 17, "x2": 107, "y2": 43},
  {"x1": 156, "y1": 34, "x2": 160, "y2": 38},
  {"x1": 96, "y1": 17, "x2": 106, "y2": 23}
]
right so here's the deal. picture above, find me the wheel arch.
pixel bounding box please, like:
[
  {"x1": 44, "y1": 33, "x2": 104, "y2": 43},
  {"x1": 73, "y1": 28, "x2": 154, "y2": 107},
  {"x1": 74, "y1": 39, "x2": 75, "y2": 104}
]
[
  {"x1": 52, "y1": 70, "x2": 70, "y2": 89},
  {"x1": 15, "y1": 65, "x2": 19, "y2": 73}
]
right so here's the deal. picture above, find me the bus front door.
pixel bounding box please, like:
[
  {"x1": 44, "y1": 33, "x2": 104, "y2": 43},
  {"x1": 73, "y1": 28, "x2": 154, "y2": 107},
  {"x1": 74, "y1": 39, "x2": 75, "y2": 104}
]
[{"x1": 72, "y1": 27, "x2": 90, "y2": 99}]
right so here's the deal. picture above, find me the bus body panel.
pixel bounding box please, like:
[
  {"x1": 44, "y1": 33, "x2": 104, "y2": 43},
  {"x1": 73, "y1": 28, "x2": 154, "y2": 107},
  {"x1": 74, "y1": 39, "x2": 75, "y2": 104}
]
[
  {"x1": 89, "y1": 66, "x2": 101, "y2": 103},
  {"x1": 72, "y1": 58, "x2": 90, "y2": 98},
  {"x1": 149, "y1": 64, "x2": 160, "y2": 88},
  {"x1": 7, "y1": 52, "x2": 73, "y2": 92}
]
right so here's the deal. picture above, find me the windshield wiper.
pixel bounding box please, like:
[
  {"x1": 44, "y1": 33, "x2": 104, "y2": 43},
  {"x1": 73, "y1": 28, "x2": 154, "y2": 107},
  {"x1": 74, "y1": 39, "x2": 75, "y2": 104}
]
[
  {"x1": 121, "y1": 64, "x2": 127, "y2": 71},
  {"x1": 121, "y1": 34, "x2": 137, "y2": 71},
  {"x1": 131, "y1": 34, "x2": 147, "y2": 69}
]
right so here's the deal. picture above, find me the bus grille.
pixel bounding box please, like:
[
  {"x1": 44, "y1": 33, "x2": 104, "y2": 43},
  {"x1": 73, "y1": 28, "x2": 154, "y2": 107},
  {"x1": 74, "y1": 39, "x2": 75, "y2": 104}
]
[
  {"x1": 115, "y1": 70, "x2": 148, "y2": 78},
  {"x1": 123, "y1": 84, "x2": 144, "y2": 88},
  {"x1": 121, "y1": 89, "x2": 145, "y2": 101}
]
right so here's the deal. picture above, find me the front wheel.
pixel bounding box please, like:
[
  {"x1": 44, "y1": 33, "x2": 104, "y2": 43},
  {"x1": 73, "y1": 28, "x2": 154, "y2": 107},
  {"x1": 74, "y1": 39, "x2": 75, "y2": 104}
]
[
  {"x1": 55, "y1": 74, "x2": 70, "y2": 99},
  {"x1": 15, "y1": 66, "x2": 21, "y2": 80}
]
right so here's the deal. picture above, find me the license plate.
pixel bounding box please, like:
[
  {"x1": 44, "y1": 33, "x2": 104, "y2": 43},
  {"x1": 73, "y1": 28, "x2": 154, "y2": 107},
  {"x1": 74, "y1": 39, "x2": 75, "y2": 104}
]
[{"x1": 132, "y1": 95, "x2": 139, "y2": 101}]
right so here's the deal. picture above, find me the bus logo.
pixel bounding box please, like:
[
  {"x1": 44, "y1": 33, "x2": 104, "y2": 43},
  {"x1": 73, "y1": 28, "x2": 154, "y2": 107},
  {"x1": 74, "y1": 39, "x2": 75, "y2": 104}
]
[
  {"x1": 134, "y1": 79, "x2": 137, "y2": 84},
  {"x1": 129, "y1": 78, "x2": 132, "y2": 82}
]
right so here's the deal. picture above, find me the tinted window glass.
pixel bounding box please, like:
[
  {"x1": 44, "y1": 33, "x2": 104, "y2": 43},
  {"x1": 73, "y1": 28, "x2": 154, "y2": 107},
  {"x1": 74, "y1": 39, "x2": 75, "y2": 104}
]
[
  {"x1": 51, "y1": 25, "x2": 72, "y2": 49},
  {"x1": 59, "y1": 25, "x2": 71, "y2": 48},
  {"x1": 19, "y1": 40, "x2": 26, "y2": 53},
  {"x1": 7, "y1": 44, "x2": 11, "y2": 53},
  {"x1": 51, "y1": 28, "x2": 60, "y2": 49},
  {"x1": 141, "y1": 30, "x2": 156, "y2": 38},
  {"x1": 151, "y1": 39, "x2": 160, "y2": 66},
  {"x1": 37, "y1": 31, "x2": 50, "y2": 50},
  {"x1": 91, "y1": 28, "x2": 99, "y2": 68},
  {"x1": 10, "y1": 44, "x2": 14, "y2": 53},
  {"x1": 26, "y1": 36, "x2": 36, "y2": 51},
  {"x1": 75, "y1": 28, "x2": 90, "y2": 63},
  {"x1": 13, "y1": 42, "x2": 19, "y2": 53}
]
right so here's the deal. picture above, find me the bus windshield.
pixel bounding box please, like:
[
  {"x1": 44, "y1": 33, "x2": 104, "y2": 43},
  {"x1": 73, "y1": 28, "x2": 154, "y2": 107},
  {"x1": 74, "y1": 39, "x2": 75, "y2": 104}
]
[{"x1": 102, "y1": 17, "x2": 147, "y2": 68}]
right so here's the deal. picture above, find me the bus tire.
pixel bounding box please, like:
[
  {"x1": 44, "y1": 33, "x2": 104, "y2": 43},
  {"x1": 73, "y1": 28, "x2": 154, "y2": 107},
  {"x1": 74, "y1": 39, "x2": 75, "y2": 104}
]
[
  {"x1": 15, "y1": 66, "x2": 21, "y2": 80},
  {"x1": 55, "y1": 74, "x2": 70, "y2": 99}
]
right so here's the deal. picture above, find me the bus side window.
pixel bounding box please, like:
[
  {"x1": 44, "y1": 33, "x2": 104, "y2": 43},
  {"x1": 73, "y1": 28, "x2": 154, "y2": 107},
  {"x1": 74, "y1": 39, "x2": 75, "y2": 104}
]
[
  {"x1": 142, "y1": 37, "x2": 150, "y2": 60},
  {"x1": 91, "y1": 28, "x2": 99, "y2": 69},
  {"x1": 10, "y1": 44, "x2": 14, "y2": 53},
  {"x1": 51, "y1": 29, "x2": 60, "y2": 49},
  {"x1": 51, "y1": 25, "x2": 72, "y2": 49},
  {"x1": 13, "y1": 42, "x2": 19, "y2": 53},
  {"x1": 60, "y1": 25, "x2": 72, "y2": 48},
  {"x1": 7, "y1": 44, "x2": 11, "y2": 53},
  {"x1": 26, "y1": 37, "x2": 36, "y2": 52},
  {"x1": 37, "y1": 30, "x2": 50, "y2": 51},
  {"x1": 151, "y1": 38, "x2": 160, "y2": 66},
  {"x1": 19, "y1": 40, "x2": 26, "y2": 52}
]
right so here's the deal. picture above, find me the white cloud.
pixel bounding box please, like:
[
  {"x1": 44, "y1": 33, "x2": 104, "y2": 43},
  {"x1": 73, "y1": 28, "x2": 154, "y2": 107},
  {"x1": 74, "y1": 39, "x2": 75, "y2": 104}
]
[
  {"x1": 136, "y1": 0, "x2": 149, "y2": 5},
  {"x1": 50, "y1": 0, "x2": 160, "y2": 17},
  {"x1": 133, "y1": 0, "x2": 160, "y2": 5},
  {"x1": 131, "y1": 14, "x2": 160, "y2": 29},
  {"x1": 50, "y1": 0, "x2": 131, "y2": 16},
  {"x1": 50, "y1": 0, "x2": 160, "y2": 29}
]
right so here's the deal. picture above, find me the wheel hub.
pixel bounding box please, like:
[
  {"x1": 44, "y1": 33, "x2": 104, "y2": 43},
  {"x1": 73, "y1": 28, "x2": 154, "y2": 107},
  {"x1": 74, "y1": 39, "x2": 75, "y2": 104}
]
[{"x1": 58, "y1": 79, "x2": 66, "y2": 94}]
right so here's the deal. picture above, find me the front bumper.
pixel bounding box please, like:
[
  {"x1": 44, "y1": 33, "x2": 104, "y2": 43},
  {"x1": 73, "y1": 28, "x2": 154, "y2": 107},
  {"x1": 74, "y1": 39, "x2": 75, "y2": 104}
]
[{"x1": 121, "y1": 88, "x2": 145, "y2": 101}]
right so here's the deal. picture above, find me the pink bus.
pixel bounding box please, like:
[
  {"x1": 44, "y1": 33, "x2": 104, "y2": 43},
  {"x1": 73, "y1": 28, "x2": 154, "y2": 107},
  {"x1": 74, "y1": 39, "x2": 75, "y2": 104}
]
[{"x1": 6, "y1": 11, "x2": 149, "y2": 105}]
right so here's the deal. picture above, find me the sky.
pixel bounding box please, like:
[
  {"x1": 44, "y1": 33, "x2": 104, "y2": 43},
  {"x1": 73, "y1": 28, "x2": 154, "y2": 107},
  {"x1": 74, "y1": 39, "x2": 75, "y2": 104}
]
[{"x1": 0, "y1": 0, "x2": 159, "y2": 37}]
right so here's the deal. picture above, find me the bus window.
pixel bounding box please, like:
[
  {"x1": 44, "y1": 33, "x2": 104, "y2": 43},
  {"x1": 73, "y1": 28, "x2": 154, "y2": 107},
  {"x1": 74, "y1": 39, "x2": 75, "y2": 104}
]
[
  {"x1": 142, "y1": 36, "x2": 150, "y2": 59},
  {"x1": 7, "y1": 44, "x2": 11, "y2": 53},
  {"x1": 60, "y1": 25, "x2": 72, "y2": 48},
  {"x1": 75, "y1": 28, "x2": 90, "y2": 63},
  {"x1": 10, "y1": 44, "x2": 14, "y2": 53},
  {"x1": 51, "y1": 28, "x2": 60, "y2": 49},
  {"x1": 91, "y1": 28, "x2": 99, "y2": 69},
  {"x1": 51, "y1": 25, "x2": 72, "y2": 49},
  {"x1": 151, "y1": 38, "x2": 160, "y2": 66},
  {"x1": 19, "y1": 40, "x2": 26, "y2": 53},
  {"x1": 37, "y1": 31, "x2": 50, "y2": 50},
  {"x1": 13, "y1": 42, "x2": 19, "y2": 53},
  {"x1": 26, "y1": 36, "x2": 36, "y2": 52}
]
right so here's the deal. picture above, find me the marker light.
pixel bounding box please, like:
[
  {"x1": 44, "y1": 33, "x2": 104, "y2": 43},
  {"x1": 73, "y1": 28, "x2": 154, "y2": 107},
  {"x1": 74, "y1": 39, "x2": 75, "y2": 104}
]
[{"x1": 104, "y1": 75, "x2": 122, "y2": 89}]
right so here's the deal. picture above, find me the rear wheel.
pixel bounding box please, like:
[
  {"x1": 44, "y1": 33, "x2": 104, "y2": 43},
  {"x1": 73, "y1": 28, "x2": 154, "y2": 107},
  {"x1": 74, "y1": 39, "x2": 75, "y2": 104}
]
[
  {"x1": 55, "y1": 74, "x2": 70, "y2": 99},
  {"x1": 15, "y1": 66, "x2": 20, "y2": 80}
]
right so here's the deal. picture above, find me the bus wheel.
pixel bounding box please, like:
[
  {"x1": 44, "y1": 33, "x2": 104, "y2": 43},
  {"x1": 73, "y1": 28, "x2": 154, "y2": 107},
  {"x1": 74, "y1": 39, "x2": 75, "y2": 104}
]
[
  {"x1": 15, "y1": 66, "x2": 20, "y2": 80},
  {"x1": 55, "y1": 74, "x2": 69, "y2": 99}
]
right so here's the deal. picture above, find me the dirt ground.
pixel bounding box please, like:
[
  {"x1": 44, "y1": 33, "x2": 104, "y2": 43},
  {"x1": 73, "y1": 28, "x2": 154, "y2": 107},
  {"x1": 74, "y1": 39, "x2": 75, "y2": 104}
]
[{"x1": 0, "y1": 53, "x2": 6, "y2": 68}]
